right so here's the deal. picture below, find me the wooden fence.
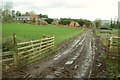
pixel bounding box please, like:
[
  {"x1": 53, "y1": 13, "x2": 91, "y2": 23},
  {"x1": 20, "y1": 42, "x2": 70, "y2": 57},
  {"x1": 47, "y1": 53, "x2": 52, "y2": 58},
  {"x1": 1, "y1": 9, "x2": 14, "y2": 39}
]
[
  {"x1": 108, "y1": 36, "x2": 120, "y2": 60},
  {"x1": 1, "y1": 33, "x2": 55, "y2": 71}
]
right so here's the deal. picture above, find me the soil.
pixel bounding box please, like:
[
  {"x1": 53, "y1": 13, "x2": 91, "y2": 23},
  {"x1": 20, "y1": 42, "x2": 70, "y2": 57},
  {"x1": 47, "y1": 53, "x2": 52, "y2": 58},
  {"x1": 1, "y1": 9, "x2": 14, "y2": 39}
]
[{"x1": 2, "y1": 29, "x2": 107, "y2": 79}]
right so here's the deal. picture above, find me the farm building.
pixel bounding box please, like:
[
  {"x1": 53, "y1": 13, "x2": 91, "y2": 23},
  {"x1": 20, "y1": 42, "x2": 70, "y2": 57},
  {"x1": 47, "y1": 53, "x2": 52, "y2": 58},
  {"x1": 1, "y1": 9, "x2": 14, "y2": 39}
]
[
  {"x1": 52, "y1": 18, "x2": 59, "y2": 22},
  {"x1": 16, "y1": 14, "x2": 38, "y2": 21},
  {"x1": 16, "y1": 16, "x2": 32, "y2": 21}
]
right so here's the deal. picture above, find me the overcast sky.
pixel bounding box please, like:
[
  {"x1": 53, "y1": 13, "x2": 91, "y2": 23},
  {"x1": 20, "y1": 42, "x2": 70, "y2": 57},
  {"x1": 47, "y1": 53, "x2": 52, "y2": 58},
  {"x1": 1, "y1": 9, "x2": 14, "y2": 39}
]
[{"x1": 11, "y1": 0, "x2": 120, "y2": 21}]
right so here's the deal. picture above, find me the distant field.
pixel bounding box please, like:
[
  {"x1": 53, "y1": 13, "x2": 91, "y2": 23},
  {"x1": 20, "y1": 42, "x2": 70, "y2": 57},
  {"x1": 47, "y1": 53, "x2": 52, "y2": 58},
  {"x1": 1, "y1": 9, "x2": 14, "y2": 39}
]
[
  {"x1": 2, "y1": 23, "x2": 84, "y2": 46},
  {"x1": 96, "y1": 29, "x2": 118, "y2": 45},
  {"x1": 96, "y1": 29, "x2": 118, "y2": 37}
]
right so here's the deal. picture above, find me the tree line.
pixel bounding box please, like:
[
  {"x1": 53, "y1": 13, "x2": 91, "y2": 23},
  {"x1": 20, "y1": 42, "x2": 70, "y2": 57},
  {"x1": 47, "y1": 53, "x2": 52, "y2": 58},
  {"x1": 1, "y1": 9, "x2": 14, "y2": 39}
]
[
  {"x1": 1, "y1": 9, "x2": 49, "y2": 22},
  {"x1": 59, "y1": 18, "x2": 92, "y2": 27},
  {"x1": 94, "y1": 18, "x2": 120, "y2": 29},
  {"x1": 110, "y1": 19, "x2": 120, "y2": 29}
]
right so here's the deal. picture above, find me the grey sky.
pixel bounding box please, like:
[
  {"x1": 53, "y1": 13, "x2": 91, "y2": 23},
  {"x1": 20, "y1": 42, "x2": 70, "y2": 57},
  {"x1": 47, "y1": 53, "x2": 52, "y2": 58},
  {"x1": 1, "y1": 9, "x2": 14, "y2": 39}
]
[{"x1": 11, "y1": 0, "x2": 120, "y2": 20}]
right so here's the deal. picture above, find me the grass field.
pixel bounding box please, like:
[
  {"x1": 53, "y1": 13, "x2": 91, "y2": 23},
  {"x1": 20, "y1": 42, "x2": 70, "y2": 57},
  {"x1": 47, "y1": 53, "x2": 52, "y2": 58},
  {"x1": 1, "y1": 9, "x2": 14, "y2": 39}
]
[
  {"x1": 96, "y1": 29, "x2": 118, "y2": 37},
  {"x1": 96, "y1": 29, "x2": 119, "y2": 45},
  {"x1": 2, "y1": 22, "x2": 84, "y2": 47},
  {"x1": 2, "y1": 22, "x2": 83, "y2": 70}
]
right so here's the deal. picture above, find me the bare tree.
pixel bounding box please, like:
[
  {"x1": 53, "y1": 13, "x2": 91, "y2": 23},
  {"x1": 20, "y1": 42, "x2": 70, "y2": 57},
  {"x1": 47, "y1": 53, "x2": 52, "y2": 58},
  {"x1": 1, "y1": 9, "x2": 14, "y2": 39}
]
[
  {"x1": 12, "y1": 10, "x2": 15, "y2": 17},
  {"x1": 2, "y1": 0, "x2": 12, "y2": 13},
  {"x1": 16, "y1": 11, "x2": 21, "y2": 17},
  {"x1": 25, "y1": 12, "x2": 30, "y2": 16},
  {"x1": 0, "y1": 9, "x2": 2, "y2": 18},
  {"x1": 2, "y1": 0, "x2": 13, "y2": 22}
]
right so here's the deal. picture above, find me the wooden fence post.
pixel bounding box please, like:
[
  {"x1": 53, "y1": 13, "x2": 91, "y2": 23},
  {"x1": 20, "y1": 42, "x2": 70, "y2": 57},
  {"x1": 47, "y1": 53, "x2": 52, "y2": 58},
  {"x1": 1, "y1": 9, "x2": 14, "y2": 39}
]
[
  {"x1": 30, "y1": 40, "x2": 34, "y2": 53},
  {"x1": 30, "y1": 40, "x2": 34, "y2": 60},
  {"x1": 107, "y1": 38, "x2": 110, "y2": 59},
  {"x1": 52, "y1": 35, "x2": 55, "y2": 47},
  {"x1": 13, "y1": 33, "x2": 18, "y2": 68},
  {"x1": 43, "y1": 34, "x2": 46, "y2": 38},
  {"x1": 40, "y1": 39, "x2": 42, "y2": 53}
]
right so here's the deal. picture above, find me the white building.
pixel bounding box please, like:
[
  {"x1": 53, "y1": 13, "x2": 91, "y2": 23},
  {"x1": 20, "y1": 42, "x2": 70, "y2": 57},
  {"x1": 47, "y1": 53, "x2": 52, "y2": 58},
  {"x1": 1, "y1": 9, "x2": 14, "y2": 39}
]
[
  {"x1": 16, "y1": 16, "x2": 32, "y2": 21},
  {"x1": 118, "y1": 1, "x2": 120, "y2": 22}
]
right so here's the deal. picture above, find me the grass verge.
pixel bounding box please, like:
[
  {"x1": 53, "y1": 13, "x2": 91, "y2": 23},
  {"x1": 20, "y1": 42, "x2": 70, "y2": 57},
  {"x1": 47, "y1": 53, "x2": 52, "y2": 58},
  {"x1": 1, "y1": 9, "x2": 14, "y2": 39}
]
[{"x1": 96, "y1": 29, "x2": 119, "y2": 78}]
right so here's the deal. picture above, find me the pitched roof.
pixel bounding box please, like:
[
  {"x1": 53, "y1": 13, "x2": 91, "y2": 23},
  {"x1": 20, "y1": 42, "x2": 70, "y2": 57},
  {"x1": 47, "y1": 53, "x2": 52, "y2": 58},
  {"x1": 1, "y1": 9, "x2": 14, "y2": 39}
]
[{"x1": 16, "y1": 16, "x2": 32, "y2": 18}]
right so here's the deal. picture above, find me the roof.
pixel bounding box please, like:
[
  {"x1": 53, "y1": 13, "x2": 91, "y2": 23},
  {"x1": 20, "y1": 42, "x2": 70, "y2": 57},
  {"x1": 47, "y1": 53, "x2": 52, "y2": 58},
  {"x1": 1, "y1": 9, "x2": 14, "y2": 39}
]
[{"x1": 16, "y1": 16, "x2": 32, "y2": 18}]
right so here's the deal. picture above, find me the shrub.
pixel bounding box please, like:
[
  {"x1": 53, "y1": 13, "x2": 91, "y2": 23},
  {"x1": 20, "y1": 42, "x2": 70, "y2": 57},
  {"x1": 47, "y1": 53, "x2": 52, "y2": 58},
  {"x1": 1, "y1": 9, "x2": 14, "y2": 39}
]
[
  {"x1": 59, "y1": 18, "x2": 92, "y2": 27},
  {"x1": 45, "y1": 18, "x2": 53, "y2": 24},
  {"x1": 59, "y1": 19, "x2": 71, "y2": 25},
  {"x1": 2, "y1": 38, "x2": 14, "y2": 51}
]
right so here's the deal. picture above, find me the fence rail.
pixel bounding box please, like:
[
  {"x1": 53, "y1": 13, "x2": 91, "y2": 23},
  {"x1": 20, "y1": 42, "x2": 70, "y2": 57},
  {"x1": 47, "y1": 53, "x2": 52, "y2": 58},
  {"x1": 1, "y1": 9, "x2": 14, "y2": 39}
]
[
  {"x1": 1, "y1": 33, "x2": 55, "y2": 71},
  {"x1": 1, "y1": 51, "x2": 13, "y2": 57},
  {"x1": 108, "y1": 36, "x2": 120, "y2": 60}
]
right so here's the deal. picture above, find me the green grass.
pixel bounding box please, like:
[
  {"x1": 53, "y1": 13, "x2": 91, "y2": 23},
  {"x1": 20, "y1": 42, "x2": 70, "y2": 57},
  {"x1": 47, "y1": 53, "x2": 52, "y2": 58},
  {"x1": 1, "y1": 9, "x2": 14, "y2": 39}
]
[
  {"x1": 96, "y1": 28, "x2": 119, "y2": 78},
  {"x1": 2, "y1": 22, "x2": 84, "y2": 47},
  {"x1": 96, "y1": 29, "x2": 118, "y2": 37},
  {"x1": 101, "y1": 51, "x2": 119, "y2": 78},
  {"x1": 106, "y1": 59, "x2": 119, "y2": 78}
]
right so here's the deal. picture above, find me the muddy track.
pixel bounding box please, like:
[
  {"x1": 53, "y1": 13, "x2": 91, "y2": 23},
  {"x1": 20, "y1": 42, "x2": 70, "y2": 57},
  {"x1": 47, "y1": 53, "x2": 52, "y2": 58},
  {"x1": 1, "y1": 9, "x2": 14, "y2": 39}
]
[{"x1": 3, "y1": 29, "x2": 106, "y2": 78}]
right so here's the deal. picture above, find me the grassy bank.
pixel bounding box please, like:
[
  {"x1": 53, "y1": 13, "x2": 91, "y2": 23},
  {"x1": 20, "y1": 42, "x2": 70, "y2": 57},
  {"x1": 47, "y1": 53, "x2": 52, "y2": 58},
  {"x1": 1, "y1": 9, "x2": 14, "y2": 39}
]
[{"x1": 96, "y1": 29, "x2": 119, "y2": 78}]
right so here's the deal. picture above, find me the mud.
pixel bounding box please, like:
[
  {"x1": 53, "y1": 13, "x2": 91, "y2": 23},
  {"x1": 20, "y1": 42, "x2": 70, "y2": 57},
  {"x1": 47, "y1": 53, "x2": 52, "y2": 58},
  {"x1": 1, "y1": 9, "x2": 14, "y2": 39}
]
[{"x1": 3, "y1": 29, "x2": 106, "y2": 78}]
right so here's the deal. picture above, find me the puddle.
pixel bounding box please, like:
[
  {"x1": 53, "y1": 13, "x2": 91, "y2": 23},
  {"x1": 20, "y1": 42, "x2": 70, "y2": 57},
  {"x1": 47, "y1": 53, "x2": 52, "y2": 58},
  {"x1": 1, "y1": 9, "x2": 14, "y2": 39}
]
[
  {"x1": 75, "y1": 33, "x2": 96, "y2": 78},
  {"x1": 53, "y1": 55, "x2": 61, "y2": 60},
  {"x1": 65, "y1": 45, "x2": 84, "y2": 65},
  {"x1": 75, "y1": 65, "x2": 78, "y2": 68},
  {"x1": 65, "y1": 61, "x2": 74, "y2": 65},
  {"x1": 45, "y1": 67, "x2": 64, "y2": 78},
  {"x1": 54, "y1": 67, "x2": 64, "y2": 75},
  {"x1": 53, "y1": 33, "x2": 86, "y2": 61},
  {"x1": 46, "y1": 75, "x2": 55, "y2": 78}
]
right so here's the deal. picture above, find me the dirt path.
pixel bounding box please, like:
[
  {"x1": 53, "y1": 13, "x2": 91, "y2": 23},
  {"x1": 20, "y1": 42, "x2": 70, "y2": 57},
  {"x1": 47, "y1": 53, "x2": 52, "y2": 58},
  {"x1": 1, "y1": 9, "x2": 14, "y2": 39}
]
[{"x1": 3, "y1": 29, "x2": 106, "y2": 78}]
